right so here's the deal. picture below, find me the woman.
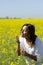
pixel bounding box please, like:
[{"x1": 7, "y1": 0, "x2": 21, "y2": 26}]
[{"x1": 16, "y1": 24, "x2": 43, "y2": 65}]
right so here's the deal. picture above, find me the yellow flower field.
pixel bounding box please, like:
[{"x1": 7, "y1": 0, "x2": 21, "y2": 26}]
[{"x1": 0, "y1": 18, "x2": 43, "y2": 65}]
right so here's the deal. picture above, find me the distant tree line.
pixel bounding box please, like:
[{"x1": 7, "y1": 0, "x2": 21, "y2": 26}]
[{"x1": 0, "y1": 16, "x2": 22, "y2": 19}]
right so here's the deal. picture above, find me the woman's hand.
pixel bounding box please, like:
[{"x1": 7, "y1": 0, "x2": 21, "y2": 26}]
[
  {"x1": 16, "y1": 36, "x2": 20, "y2": 43},
  {"x1": 21, "y1": 51, "x2": 26, "y2": 56}
]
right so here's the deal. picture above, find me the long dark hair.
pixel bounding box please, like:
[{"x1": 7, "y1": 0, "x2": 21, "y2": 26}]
[{"x1": 21, "y1": 24, "x2": 37, "y2": 44}]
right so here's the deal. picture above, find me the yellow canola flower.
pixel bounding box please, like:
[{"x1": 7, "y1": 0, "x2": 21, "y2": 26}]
[
  {"x1": 32, "y1": 59, "x2": 35, "y2": 62},
  {"x1": 32, "y1": 63, "x2": 35, "y2": 65},
  {"x1": 42, "y1": 64, "x2": 43, "y2": 65},
  {"x1": 36, "y1": 31, "x2": 41, "y2": 35},
  {"x1": 14, "y1": 45, "x2": 17, "y2": 48},
  {"x1": 10, "y1": 49, "x2": 14, "y2": 54},
  {"x1": 41, "y1": 38, "x2": 43, "y2": 41},
  {"x1": 26, "y1": 61, "x2": 30, "y2": 65},
  {"x1": 10, "y1": 62, "x2": 16, "y2": 65},
  {"x1": 2, "y1": 60, "x2": 5, "y2": 63},
  {"x1": 2, "y1": 39, "x2": 5, "y2": 45},
  {"x1": 18, "y1": 56, "x2": 21, "y2": 60},
  {"x1": 2, "y1": 48, "x2": 7, "y2": 53}
]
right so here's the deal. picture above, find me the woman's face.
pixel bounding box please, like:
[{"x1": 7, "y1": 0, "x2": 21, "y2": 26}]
[{"x1": 21, "y1": 26, "x2": 29, "y2": 38}]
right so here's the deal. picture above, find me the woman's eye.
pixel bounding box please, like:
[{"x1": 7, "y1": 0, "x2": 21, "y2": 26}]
[
  {"x1": 21, "y1": 30, "x2": 24, "y2": 33},
  {"x1": 21, "y1": 29, "x2": 27, "y2": 34}
]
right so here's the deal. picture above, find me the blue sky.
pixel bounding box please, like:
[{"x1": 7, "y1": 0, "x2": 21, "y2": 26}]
[{"x1": 0, "y1": 0, "x2": 43, "y2": 18}]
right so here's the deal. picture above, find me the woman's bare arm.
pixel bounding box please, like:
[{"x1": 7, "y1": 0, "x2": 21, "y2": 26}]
[
  {"x1": 16, "y1": 43, "x2": 21, "y2": 56},
  {"x1": 25, "y1": 51, "x2": 37, "y2": 61},
  {"x1": 16, "y1": 36, "x2": 21, "y2": 56}
]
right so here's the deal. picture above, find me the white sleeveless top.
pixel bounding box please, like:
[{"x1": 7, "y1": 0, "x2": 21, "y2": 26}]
[{"x1": 19, "y1": 36, "x2": 43, "y2": 62}]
